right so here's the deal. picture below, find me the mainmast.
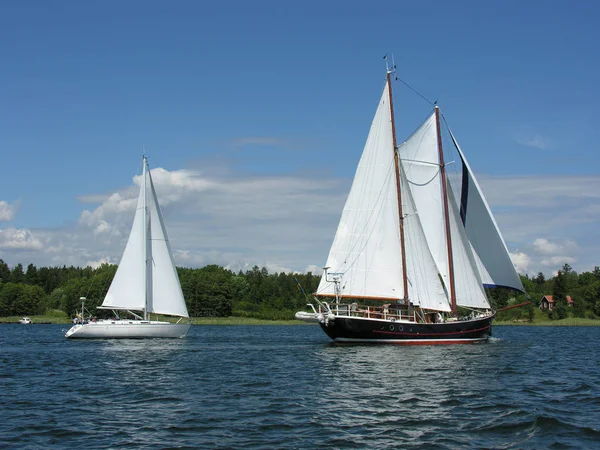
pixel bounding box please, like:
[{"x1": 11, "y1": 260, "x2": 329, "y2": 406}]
[
  {"x1": 435, "y1": 107, "x2": 457, "y2": 314},
  {"x1": 142, "y1": 156, "x2": 153, "y2": 320},
  {"x1": 387, "y1": 70, "x2": 409, "y2": 301}
]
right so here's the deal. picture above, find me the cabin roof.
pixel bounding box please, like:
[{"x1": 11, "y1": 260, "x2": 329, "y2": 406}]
[{"x1": 541, "y1": 295, "x2": 573, "y2": 303}]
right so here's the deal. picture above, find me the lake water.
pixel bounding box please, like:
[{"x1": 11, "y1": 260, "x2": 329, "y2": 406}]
[{"x1": 1, "y1": 324, "x2": 599, "y2": 449}]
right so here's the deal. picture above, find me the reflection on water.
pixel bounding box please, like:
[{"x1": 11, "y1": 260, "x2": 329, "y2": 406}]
[{"x1": 1, "y1": 325, "x2": 599, "y2": 449}]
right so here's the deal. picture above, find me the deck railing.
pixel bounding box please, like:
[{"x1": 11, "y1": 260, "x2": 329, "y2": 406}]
[{"x1": 328, "y1": 303, "x2": 416, "y2": 322}]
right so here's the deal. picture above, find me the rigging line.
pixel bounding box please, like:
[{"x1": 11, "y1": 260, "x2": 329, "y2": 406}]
[{"x1": 396, "y1": 76, "x2": 436, "y2": 107}]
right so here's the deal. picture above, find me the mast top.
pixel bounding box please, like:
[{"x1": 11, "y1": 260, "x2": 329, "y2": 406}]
[{"x1": 383, "y1": 54, "x2": 397, "y2": 76}]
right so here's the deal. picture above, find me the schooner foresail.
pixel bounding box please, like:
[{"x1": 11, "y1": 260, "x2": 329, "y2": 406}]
[
  {"x1": 312, "y1": 68, "x2": 523, "y2": 344},
  {"x1": 65, "y1": 156, "x2": 191, "y2": 339}
]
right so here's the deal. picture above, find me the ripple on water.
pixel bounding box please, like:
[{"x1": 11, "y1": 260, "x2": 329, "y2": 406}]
[{"x1": 1, "y1": 324, "x2": 600, "y2": 449}]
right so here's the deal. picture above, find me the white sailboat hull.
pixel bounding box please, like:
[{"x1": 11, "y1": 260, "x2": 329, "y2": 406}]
[{"x1": 65, "y1": 320, "x2": 191, "y2": 339}]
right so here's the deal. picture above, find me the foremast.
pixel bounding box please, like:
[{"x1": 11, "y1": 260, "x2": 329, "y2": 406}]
[
  {"x1": 387, "y1": 70, "x2": 409, "y2": 303},
  {"x1": 434, "y1": 107, "x2": 457, "y2": 315}
]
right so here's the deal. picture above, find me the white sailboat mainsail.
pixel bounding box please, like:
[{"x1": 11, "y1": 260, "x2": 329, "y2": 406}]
[
  {"x1": 101, "y1": 158, "x2": 189, "y2": 318},
  {"x1": 102, "y1": 162, "x2": 149, "y2": 311},
  {"x1": 448, "y1": 129, "x2": 524, "y2": 292}
]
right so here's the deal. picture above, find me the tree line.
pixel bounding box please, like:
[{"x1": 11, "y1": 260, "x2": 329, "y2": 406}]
[
  {"x1": 0, "y1": 260, "x2": 318, "y2": 320},
  {"x1": 493, "y1": 264, "x2": 600, "y2": 321},
  {"x1": 0, "y1": 259, "x2": 599, "y2": 320}
]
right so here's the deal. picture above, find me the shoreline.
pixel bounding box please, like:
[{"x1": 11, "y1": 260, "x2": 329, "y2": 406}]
[{"x1": 2, "y1": 315, "x2": 599, "y2": 326}]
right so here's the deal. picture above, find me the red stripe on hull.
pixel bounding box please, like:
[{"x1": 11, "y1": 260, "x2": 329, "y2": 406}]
[
  {"x1": 372, "y1": 324, "x2": 491, "y2": 337},
  {"x1": 334, "y1": 338, "x2": 487, "y2": 345}
]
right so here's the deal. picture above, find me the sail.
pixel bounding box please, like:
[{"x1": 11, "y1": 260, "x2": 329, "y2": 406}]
[
  {"x1": 397, "y1": 113, "x2": 451, "y2": 292},
  {"x1": 147, "y1": 171, "x2": 189, "y2": 318},
  {"x1": 446, "y1": 182, "x2": 490, "y2": 309},
  {"x1": 399, "y1": 163, "x2": 451, "y2": 312},
  {"x1": 448, "y1": 129, "x2": 523, "y2": 292},
  {"x1": 102, "y1": 158, "x2": 189, "y2": 317},
  {"x1": 102, "y1": 167, "x2": 147, "y2": 311},
  {"x1": 317, "y1": 81, "x2": 407, "y2": 300},
  {"x1": 398, "y1": 111, "x2": 489, "y2": 309}
]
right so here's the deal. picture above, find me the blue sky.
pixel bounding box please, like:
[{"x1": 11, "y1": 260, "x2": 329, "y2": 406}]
[{"x1": 1, "y1": 0, "x2": 599, "y2": 276}]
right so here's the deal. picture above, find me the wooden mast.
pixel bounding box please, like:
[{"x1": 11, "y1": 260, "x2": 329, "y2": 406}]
[
  {"x1": 387, "y1": 70, "x2": 409, "y2": 302},
  {"x1": 435, "y1": 106, "x2": 457, "y2": 314}
]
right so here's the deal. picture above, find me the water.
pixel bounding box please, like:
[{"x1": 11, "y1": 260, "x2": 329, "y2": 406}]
[{"x1": 1, "y1": 325, "x2": 599, "y2": 449}]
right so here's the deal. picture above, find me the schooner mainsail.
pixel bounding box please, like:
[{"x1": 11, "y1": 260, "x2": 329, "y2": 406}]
[
  {"x1": 312, "y1": 68, "x2": 523, "y2": 344},
  {"x1": 65, "y1": 156, "x2": 191, "y2": 339}
]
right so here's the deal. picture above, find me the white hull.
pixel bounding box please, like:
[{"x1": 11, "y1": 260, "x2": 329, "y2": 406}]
[{"x1": 65, "y1": 320, "x2": 191, "y2": 339}]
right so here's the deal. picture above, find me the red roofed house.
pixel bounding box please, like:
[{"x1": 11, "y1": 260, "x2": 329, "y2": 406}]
[{"x1": 540, "y1": 295, "x2": 574, "y2": 311}]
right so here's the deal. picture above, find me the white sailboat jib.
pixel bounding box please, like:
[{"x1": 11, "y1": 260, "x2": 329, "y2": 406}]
[{"x1": 147, "y1": 170, "x2": 189, "y2": 318}]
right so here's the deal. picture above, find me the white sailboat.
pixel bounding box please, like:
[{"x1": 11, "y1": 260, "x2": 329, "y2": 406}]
[
  {"x1": 313, "y1": 66, "x2": 524, "y2": 344},
  {"x1": 65, "y1": 156, "x2": 191, "y2": 339}
]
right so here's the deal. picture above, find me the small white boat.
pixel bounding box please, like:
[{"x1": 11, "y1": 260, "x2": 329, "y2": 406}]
[
  {"x1": 65, "y1": 156, "x2": 191, "y2": 339},
  {"x1": 294, "y1": 304, "x2": 321, "y2": 323},
  {"x1": 19, "y1": 317, "x2": 32, "y2": 324}
]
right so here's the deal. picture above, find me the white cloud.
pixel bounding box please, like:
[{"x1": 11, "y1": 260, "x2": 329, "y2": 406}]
[
  {"x1": 0, "y1": 200, "x2": 17, "y2": 222},
  {"x1": 0, "y1": 228, "x2": 43, "y2": 250},
  {"x1": 533, "y1": 238, "x2": 578, "y2": 257},
  {"x1": 0, "y1": 159, "x2": 598, "y2": 280},
  {"x1": 540, "y1": 255, "x2": 576, "y2": 268},
  {"x1": 510, "y1": 252, "x2": 531, "y2": 274},
  {"x1": 85, "y1": 257, "x2": 111, "y2": 269},
  {"x1": 304, "y1": 264, "x2": 324, "y2": 275}
]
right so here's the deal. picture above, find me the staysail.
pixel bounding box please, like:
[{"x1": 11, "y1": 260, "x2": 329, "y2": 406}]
[{"x1": 102, "y1": 162, "x2": 148, "y2": 311}]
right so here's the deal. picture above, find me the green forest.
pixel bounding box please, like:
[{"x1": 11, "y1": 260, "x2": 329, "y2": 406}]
[{"x1": 0, "y1": 259, "x2": 599, "y2": 322}]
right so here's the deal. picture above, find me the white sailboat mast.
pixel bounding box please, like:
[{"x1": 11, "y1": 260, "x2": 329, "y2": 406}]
[
  {"x1": 387, "y1": 70, "x2": 409, "y2": 301},
  {"x1": 434, "y1": 107, "x2": 457, "y2": 314},
  {"x1": 142, "y1": 156, "x2": 153, "y2": 320}
]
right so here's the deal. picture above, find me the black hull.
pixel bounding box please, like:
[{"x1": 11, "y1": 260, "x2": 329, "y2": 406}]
[{"x1": 319, "y1": 313, "x2": 495, "y2": 345}]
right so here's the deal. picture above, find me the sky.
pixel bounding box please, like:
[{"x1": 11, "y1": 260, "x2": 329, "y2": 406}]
[{"x1": 0, "y1": 0, "x2": 599, "y2": 277}]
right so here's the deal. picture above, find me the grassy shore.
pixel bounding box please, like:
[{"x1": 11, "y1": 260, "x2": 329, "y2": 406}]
[
  {"x1": 495, "y1": 307, "x2": 600, "y2": 326},
  {"x1": 495, "y1": 317, "x2": 600, "y2": 326},
  {"x1": 2, "y1": 312, "x2": 599, "y2": 326}
]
